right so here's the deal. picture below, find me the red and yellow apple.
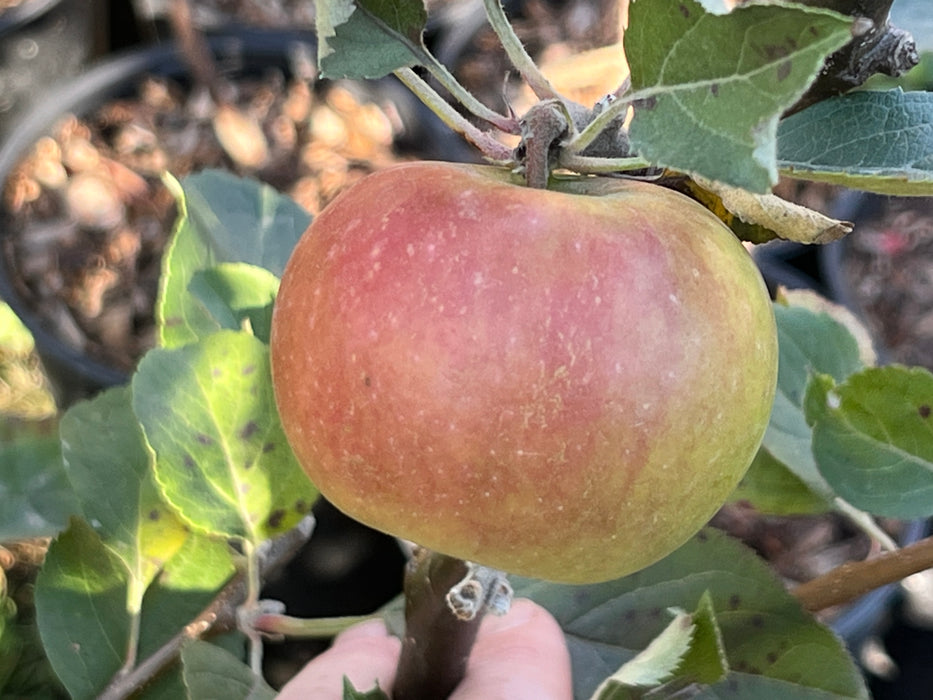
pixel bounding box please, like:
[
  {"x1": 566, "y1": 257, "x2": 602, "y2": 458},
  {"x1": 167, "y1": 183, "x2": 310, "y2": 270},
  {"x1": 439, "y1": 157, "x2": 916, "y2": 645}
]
[{"x1": 270, "y1": 162, "x2": 777, "y2": 583}]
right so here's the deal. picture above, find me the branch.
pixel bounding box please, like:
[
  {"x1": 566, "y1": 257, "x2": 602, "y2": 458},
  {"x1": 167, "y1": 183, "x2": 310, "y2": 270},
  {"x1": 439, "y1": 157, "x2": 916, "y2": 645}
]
[
  {"x1": 786, "y1": 0, "x2": 918, "y2": 115},
  {"x1": 96, "y1": 517, "x2": 315, "y2": 700},
  {"x1": 793, "y1": 534, "x2": 933, "y2": 613}
]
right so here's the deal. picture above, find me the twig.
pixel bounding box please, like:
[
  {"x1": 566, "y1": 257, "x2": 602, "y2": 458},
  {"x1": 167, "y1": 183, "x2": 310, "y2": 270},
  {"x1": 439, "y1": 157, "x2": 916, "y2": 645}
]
[
  {"x1": 793, "y1": 534, "x2": 933, "y2": 613},
  {"x1": 96, "y1": 517, "x2": 315, "y2": 700},
  {"x1": 786, "y1": 0, "x2": 918, "y2": 115}
]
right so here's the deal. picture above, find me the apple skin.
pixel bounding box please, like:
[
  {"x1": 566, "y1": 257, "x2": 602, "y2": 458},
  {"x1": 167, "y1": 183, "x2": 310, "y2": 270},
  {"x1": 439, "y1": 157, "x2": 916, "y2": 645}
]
[{"x1": 270, "y1": 161, "x2": 777, "y2": 584}]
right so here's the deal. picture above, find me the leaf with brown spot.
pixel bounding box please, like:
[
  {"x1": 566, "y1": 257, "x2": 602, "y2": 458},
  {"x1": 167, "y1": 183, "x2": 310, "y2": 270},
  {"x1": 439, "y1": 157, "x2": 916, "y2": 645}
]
[
  {"x1": 512, "y1": 528, "x2": 868, "y2": 699},
  {"x1": 133, "y1": 330, "x2": 317, "y2": 542}
]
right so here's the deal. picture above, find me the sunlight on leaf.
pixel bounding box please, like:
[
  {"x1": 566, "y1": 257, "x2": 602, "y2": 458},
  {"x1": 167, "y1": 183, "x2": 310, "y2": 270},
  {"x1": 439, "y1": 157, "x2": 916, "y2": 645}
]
[
  {"x1": 133, "y1": 331, "x2": 317, "y2": 542},
  {"x1": 761, "y1": 297, "x2": 866, "y2": 501},
  {"x1": 158, "y1": 171, "x2": 309, "y2": 349}
]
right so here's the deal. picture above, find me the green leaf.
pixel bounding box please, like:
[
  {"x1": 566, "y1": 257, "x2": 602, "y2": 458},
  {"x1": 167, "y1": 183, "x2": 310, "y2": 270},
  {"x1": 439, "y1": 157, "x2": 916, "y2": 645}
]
[
  {"x1": 760, "y1": 299, "x2": 866, "y2": 502},
  {"x1": 591, "y1": 609, "x2": 695, "y2": 699},
  {"x1": 0, "y1": 418, "x2": 77, "y2": 539},
  {"x1": 680, "y1": 592, "x2": 729, "y2": 685},
  {"x1": 513, "y1": 528, "x2": 868, "y2": 700},
  {"x1": 157, "y1": 171, "x2": 309, "y2": 349},
  {"x1": 60, "y1": 388, "x2": 190, "y2": 593},
  {"x1": 804, "y1": 365, "x2": 933, "y2": 518},
  {"x1": 181, "y1": 640, "x2": 276, "y2": 700},
  {"x1": 778, "y1": 90, "x2": 933, "y2": 195},
  {"x1": 132, "y1": 330, "x2": 316, "y2": 542},
  {"x1": 343, "y1": 676, "x2": 391, "y2": 699},
  {"x1": 316, "y1": 0, "x2": 429, "y2": 79},
  {"x1": 188, "y1": 264, "x2": 280, "y2": 344},
  {"x1": 34, "y1": 518, "x2": 235, "y2": 700},
  {"x1": 733, "y1": 447, "x2": 830, "y2": 515},
  {"x1": 625, "y1": 0, "x2": 853, "y2": 192},
  {"x1": 34, "y1": 518, "x2": 130, "y2": 700}
]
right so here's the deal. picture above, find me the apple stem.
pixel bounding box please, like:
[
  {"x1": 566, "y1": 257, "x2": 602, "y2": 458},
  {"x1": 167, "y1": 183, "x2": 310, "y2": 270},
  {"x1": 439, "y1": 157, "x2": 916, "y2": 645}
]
[
  {"x1": 394, "y1": 68, "x2": 515, "y2": 163},
  {"x1": 393, "y1": 549, "x2": 512, "y2": 700}
]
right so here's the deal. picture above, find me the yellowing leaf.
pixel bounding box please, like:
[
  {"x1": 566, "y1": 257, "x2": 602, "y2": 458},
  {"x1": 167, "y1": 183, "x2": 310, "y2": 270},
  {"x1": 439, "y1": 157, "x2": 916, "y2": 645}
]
[{"x1": 686, "y1": 176, "x2": 852, "y2": 244}]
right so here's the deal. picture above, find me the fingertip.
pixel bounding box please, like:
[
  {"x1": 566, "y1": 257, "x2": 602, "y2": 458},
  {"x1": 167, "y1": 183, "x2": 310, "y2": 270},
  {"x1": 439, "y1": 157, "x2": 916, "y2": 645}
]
[
  {"x1": 454, "y1": 598, "x2": 573, "y2": 700},
  {"x1": 277, "y1": 619, "x2": 401, "y2": 700}
]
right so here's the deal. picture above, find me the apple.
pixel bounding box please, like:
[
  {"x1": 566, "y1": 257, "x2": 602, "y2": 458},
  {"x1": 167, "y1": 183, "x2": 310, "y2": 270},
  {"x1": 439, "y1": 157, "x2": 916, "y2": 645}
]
[{"x1": 270, "y1": 161, "x2": 778, "y2": 584}]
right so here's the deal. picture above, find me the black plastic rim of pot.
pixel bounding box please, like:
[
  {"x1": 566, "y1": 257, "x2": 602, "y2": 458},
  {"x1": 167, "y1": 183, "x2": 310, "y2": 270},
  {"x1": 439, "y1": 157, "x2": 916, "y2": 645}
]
[
  {"x1": 0, "y1": 29, "x2": 333, "y2": 402},
  {"x1": 0, "y1": 27, "x2": 471, "y2": 406},
  {"x1": 0, "y1": 0, "x2": 60, "y2": 35}
]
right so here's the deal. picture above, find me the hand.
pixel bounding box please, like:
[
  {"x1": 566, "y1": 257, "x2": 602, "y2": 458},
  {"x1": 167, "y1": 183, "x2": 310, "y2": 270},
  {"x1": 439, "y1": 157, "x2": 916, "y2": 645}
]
[{"x1": 278, "y1": 598, "x2": 573, "y2": 699}]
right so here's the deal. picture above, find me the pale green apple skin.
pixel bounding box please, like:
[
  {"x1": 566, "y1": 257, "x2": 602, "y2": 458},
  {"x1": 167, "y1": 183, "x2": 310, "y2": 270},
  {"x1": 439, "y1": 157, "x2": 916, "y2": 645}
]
[{"x1": 271, "y1": 161, "x2": 778, "y2": 584}]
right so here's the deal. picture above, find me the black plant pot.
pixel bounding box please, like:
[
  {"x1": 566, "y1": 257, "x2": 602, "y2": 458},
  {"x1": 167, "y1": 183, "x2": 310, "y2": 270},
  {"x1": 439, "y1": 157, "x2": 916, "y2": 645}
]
[
  {"x1": 0, "y1": 29, "x2": 464, "y2": 407},
  {"x1": 819, "y1": 190, "x2": 933, "y2": 371}
]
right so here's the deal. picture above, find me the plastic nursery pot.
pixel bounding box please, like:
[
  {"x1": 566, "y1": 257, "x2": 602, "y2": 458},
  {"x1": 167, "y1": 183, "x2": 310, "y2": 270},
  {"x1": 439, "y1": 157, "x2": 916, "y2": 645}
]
[
  {"x1": 820, "y1": 190, "x2": 933, "y2": 370},
  {"x1": 0, "y1": 29, "x2": 461, "y2": 408},
  {"x1": 0, "y1": 0, "x2": 99, "y2": 140}
]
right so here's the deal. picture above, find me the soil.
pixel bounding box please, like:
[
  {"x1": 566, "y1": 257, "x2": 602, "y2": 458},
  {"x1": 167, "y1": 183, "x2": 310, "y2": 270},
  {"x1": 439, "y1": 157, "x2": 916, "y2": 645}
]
[{"x1": 2, "y1": 62, "x2": 404, "y2": 372}]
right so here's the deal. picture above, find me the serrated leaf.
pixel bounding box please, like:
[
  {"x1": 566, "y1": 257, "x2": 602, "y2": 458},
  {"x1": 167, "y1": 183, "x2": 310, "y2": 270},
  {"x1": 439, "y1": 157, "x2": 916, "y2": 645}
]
[
  {"x1": 687, "y1": 176, "x2": 852, "y2": 244},
  {"x1": 343, "y1": 677, "x2": 391, "y2": 699},
  {"x1": 513, "y1": 528, "x2": 868, "y2": 700},
  {"x1": 804, "y1": 365, "x2": 933, "y2": 518},
  {"x1": 680, "y1": 591, "x2": 729, "y2": 685},
  {"x1": 761, "y1": 299, "x2": 866, "y2": 500},
  {"x1": 591, "y1": 610, "x2": 695, "y2": 699},
  {"x1": 181, "y1": 640, "x2": 276, "y2": 700},
  {"x1": 625, "y1": 0, "x2": 853, "y2": 192},
  {"x1": 316, "y1": 0, "x2": 428, "y2": 79},
  {"x1": 778, "y1": 90, "x2": 933, "y2": 195},
  {"x1": 60, "y1": 388, "x2": 190, "y2": 592},
  {"x1": 132, "y1": 330, "x2": 317, "y2": 542},
  {"x1": 157, "y1": 171, "x2": 309, "y2": 349},
  {"x1": 0, "y1": 417, "x2": 77, "y2": 540},
  {"x1": 188, "y1": 264, "x2": 280, "y2": 344},
  {"x1": 34, "y1": 518, "x2": 235, "y2": 700}
]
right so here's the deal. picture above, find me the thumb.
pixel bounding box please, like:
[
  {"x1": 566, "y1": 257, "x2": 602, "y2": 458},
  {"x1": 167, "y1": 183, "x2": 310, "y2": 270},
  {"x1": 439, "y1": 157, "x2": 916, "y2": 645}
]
[{"x1": 452, "y1": 598, "x2": 573, "y2": 700}]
